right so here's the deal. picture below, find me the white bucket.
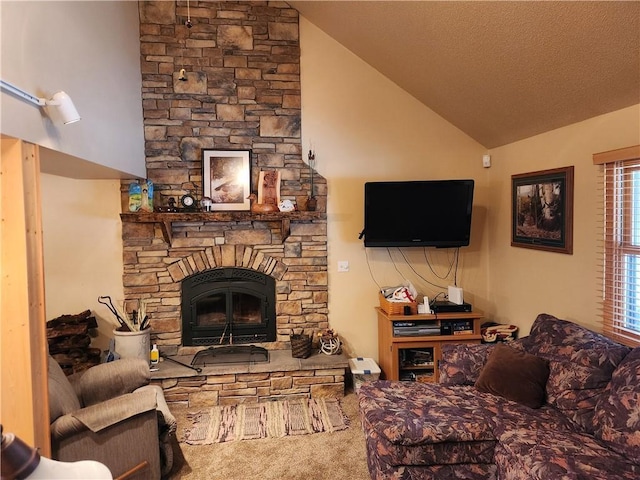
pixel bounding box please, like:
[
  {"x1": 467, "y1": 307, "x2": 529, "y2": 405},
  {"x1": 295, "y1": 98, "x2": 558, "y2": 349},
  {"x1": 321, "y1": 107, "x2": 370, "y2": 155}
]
[{"x1": 113, "y1": 329, "x2": 150, "y2": 361}]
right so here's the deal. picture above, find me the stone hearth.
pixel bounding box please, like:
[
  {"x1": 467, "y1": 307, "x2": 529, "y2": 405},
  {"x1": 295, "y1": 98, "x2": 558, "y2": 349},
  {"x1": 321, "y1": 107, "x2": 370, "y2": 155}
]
[{"x1": 151, "y1": 350, "x2": 347, "y2": 407}]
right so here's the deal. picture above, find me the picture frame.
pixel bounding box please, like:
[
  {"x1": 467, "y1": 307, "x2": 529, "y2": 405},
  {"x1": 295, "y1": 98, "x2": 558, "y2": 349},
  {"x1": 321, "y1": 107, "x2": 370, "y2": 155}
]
[
  {"x1": 203, "y1": 149, "x2": 251, "y2": 211},
  {"x1": 511, "y1": 166, "x2": 574, "y2": 254}
]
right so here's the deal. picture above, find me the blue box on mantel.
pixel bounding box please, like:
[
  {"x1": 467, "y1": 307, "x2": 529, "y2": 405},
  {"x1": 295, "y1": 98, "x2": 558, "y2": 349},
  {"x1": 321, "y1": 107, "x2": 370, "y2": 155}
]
[{"x1": 349, "y1": 357, "x2": 381, "y2": 393}]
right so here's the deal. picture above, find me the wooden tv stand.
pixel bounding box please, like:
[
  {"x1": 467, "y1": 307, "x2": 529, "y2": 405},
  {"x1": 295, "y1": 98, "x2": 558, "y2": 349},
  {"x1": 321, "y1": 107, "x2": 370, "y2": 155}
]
[{"x1": 376, "y1": 307, "x2": 483, "y2": 383}]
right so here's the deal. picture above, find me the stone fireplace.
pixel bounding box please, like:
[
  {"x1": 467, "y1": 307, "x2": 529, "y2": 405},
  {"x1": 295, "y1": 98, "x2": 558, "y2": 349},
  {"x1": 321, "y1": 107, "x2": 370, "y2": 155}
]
[
  {"x1": 121, "y1": 217, "x2": 328, "y2": 355},
  {"x1": 119, "y1": 3, "x2": 346, "y2": 405},
  {"x1": 122, "y1": 2, "x2": 330, "y2": 356}
]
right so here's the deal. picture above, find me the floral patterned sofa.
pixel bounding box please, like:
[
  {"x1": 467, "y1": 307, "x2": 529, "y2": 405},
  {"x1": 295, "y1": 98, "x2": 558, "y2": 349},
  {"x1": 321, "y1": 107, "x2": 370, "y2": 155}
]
[{"x1": 358, "y1": 313, "x2": 640, "y2": 480}]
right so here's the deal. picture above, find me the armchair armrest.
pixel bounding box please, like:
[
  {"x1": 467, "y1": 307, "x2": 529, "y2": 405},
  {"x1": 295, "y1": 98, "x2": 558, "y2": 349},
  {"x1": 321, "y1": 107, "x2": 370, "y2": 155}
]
[
  {"x1": 71, "y1": 358, "x2": 150, "y2": 406},
  {"x1": 438, "y1": 343, "x2": 496, "y2": 385},
  {"x1": 135, "y1": 385, "x2": 177, "y2": 437},
  {"x1": 51, "y1": 390, "x2": 158, "y2": 439}
]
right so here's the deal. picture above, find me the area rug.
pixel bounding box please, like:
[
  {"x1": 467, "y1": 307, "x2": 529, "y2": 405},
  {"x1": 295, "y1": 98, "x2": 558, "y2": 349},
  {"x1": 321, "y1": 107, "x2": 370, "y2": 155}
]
[{"x1": 181, "y1": 398, "x2": 349, "y2": 444}]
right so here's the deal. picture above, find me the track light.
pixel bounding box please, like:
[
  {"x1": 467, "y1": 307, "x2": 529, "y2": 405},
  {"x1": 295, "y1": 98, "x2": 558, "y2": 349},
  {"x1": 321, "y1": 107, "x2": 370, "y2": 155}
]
[
  {"x1": 0, "y1": 79, "x2": 81, "y2": 125},
  {"x1": 46, "y1": 91, "x2": 81, "y2": 124}
]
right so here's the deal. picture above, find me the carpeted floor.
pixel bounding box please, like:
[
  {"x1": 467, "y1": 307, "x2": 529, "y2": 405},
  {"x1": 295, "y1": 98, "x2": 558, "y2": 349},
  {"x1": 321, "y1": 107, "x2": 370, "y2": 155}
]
[{"x1": 168, "y1": 392, "x2": 371, "y2": 480}]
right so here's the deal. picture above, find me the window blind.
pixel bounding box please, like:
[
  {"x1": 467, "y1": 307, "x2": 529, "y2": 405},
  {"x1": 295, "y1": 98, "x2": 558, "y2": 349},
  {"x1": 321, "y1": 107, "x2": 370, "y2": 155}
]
[{"x1": 594, "y1": 145, "x2": 640, "y2": 347}]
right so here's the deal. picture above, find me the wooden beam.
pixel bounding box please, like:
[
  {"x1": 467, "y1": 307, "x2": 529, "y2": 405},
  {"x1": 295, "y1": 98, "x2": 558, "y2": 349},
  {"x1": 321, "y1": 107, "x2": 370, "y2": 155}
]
[{"x1": 1, "y1": 139, "x2": 50, "y2": 455}]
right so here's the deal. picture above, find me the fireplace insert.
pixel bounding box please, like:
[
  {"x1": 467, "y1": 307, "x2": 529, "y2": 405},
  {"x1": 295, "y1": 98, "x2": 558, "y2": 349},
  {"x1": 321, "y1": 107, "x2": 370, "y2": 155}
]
[{"x1": 181, "y1": 267, "x2": 276, "y2": 346}]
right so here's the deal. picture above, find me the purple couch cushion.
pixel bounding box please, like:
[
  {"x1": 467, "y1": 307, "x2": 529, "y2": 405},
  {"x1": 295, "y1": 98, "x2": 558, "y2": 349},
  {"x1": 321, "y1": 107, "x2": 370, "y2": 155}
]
[
  {"x1": 593, "y1": 346, "x2": 640, "y2": 464},
  {"x1": 359, "y1": 381, "x2": 497, "y2": 468},
  {"x1": 359, "y1": 381, "x2": 496, "y2": 446},
  {"x1": 521, "y1": 313, "x2": 631, "y2": 431},
  {"x1": 475, "y1": 344, "x2": 550, "y2": 409},
  {"x1": 495, "y1": 426, "x2": 640, "y2": 480},
  {"x1": 439, "y1": 343, "x2": 496, "y2": 386}
]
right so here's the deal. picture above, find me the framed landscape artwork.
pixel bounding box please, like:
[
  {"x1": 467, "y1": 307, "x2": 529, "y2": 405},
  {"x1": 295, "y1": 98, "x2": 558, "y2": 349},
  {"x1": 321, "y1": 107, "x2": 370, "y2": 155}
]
[
  {"x1": 511, "y1": 166, "x2": 574, "y2": 254},
  {"x1": 203, "y1": 149, "x2": 251, "y2": 211}
]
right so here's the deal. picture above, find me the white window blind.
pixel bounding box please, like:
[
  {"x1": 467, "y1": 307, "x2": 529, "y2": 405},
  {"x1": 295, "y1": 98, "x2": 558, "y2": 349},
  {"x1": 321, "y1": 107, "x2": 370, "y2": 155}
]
[{"x1": 594, "y1": 145, "x2": 640, "y2": 347}]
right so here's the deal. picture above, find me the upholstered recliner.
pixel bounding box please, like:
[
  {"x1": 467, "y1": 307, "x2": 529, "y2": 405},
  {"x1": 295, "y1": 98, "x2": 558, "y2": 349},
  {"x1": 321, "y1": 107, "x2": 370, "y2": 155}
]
[{"x1": 48, "y1": 356, "x2": 176, "y2": 479}]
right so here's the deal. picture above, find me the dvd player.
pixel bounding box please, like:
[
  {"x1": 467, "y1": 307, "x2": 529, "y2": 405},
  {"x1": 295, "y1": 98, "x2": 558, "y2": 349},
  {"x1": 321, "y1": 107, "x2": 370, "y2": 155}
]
[{"x1": 431, "y1": 301, "x2": 472, "y2": 313}]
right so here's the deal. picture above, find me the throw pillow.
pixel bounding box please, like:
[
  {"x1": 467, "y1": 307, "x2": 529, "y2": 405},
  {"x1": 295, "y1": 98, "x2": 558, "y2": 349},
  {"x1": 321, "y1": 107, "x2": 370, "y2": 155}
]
[{"x1": 475, "y1": 344, "x2": 550, "y2": 409}]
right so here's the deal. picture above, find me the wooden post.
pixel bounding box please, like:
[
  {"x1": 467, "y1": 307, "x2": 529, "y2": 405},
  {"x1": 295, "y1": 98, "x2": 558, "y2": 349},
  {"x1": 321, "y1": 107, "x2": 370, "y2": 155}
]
[{"x1": 1, "y1": 138, "x2": 50, "y2": 455}]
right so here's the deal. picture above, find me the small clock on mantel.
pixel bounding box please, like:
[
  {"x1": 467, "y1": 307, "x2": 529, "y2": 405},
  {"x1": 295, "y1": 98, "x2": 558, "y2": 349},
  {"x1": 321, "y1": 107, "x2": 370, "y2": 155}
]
[{"x1": 180, "y1": 193, "x2": 197, "y2": 211}]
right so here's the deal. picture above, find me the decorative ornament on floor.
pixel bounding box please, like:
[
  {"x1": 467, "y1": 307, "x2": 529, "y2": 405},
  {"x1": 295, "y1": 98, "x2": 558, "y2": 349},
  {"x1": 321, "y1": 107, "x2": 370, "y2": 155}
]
[{"x1": 319, "y1": 329, "x2": 341, "y2": 355}]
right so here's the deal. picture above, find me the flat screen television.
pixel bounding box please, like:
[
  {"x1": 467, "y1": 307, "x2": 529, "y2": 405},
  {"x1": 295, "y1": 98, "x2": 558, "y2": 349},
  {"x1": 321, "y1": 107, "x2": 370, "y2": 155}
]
[{"x1": 363, "y1": 180, "x2": 474, "y2": 247}]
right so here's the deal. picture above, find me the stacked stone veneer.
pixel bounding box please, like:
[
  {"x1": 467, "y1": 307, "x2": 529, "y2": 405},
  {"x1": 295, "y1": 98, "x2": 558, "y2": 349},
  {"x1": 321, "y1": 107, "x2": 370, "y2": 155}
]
[
  {"x1": 136, "y1": 1, "x2": 325, "y2": 211},
  {"x1": 122, "y1": 219, "x2": 328, "y2": 352},
  {"x1": 125, "y1": 2, "x2": 338, "y2": 404},
  {"x1": 125, "y1": 1, "x2": 331, "y2": 350},
  {"x1": 154, "y1": 352, "x2": 347, "y2": 407}
]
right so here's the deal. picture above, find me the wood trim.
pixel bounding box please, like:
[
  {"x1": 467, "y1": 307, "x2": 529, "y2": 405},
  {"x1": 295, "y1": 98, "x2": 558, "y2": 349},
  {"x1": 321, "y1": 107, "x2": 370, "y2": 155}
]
[
  {"x1": 592, "y1": 145, "x2": 640, "y2": 164},
  {"x1": 0, "y1": 139, "x2": 50, "y2": 455}
]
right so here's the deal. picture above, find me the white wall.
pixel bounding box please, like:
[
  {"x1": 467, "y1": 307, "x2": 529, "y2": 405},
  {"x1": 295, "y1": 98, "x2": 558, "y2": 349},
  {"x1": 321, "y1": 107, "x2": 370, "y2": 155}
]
[
  {"x1": 299, "y1": 17, "x2": 490, "y2": 359},
  {"x1": 41, "y1": 174, "x2": 124, "y2": 349},
  {"x1": 0, "y1": 1, "x2": 145, "y2": 179}
]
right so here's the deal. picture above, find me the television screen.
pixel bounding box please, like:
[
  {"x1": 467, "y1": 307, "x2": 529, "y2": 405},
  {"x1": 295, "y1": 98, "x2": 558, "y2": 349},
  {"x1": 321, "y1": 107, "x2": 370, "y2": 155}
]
[{"x1": 363, "y1": 180, "x2": 474, "y2": 247}]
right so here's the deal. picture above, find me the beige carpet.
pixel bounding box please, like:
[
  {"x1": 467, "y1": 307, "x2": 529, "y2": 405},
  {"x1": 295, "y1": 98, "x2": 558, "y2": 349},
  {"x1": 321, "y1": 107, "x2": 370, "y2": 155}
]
[{"x1": 169, "y1": 392, "x2": 371, "y2": 480}]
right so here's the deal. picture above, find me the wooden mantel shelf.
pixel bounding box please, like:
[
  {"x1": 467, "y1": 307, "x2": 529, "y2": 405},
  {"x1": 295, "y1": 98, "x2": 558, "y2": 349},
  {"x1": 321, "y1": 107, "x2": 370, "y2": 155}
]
[{"x1": 120, "y1": 211, "x2": 326, "y2": 244}]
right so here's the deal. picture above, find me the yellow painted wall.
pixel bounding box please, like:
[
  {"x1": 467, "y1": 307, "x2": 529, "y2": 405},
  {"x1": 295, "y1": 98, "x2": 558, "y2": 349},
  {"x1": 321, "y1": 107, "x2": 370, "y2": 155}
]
[
  {"x1": 32, "y1": 14, "x2": 640, "y2": 366},
  {"x1": 486, "y1": 104, "x2": 640, "y2": 335},
  {"x1": 41, "y1": 174, "x2": 124, "y2": 349},
  {"x1": 299, "y1": 18, "x2": 490, "y2": 359}
]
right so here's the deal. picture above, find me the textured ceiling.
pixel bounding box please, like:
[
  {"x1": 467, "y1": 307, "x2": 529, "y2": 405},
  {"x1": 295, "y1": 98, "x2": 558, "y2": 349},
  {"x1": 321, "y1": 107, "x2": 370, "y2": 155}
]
[{"x1": 290, "y1": 1, "x2": 640, "y2": 149}]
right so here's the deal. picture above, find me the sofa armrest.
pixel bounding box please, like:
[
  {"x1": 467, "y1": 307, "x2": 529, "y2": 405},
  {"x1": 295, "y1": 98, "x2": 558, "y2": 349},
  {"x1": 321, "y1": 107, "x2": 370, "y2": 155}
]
[
  {"x1": 439, "y1": 343, "x2": 496, "y2": 385},
  {"x1": 71, "y1": 358, "x2": 150, "y2": 406},
  {"x1": 51, "y1": 390, "x2": 157, "y2": 439}
]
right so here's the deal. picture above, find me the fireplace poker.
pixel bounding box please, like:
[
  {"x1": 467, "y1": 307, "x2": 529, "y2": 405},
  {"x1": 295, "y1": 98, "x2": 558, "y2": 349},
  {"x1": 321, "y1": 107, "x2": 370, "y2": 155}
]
[
  {"x1": 98, "y1": 296, "x2": 127, "y2": 329},
  {"x1": 161, "y1": 354, "x2": 202, "y2": 373}
]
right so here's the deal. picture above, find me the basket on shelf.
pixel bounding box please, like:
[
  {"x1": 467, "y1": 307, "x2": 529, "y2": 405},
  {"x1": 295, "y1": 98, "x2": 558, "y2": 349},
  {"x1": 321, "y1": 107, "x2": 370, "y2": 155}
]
[
  {"x1": 290, "y1": 333, "x2": 312, "y2": 359},
  {"x1": 378, "y1": 293, "x2": 418, "y2": 315}
]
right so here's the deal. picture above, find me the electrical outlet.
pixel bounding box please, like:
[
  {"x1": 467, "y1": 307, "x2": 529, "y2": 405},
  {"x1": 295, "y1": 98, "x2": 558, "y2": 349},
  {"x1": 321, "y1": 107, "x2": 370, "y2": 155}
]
[{"x1": 337, "y1": 260, "x2": 349, "y2": 272}]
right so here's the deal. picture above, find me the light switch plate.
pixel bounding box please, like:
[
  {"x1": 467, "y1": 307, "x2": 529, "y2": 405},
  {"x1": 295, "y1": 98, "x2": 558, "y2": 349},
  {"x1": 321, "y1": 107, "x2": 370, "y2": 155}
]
[{"x1": 337, "y1": 261, "x2": 349, "y2": 272}]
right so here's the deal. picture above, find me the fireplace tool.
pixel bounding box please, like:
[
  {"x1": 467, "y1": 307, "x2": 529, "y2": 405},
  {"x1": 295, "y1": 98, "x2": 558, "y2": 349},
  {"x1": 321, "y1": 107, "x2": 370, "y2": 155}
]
[
  {"x1": 160, "y1": 354, "x2": 202, "y2": 373},
  {"x1": 97, "y1": 295, "x2": 127, "y2": 330}
]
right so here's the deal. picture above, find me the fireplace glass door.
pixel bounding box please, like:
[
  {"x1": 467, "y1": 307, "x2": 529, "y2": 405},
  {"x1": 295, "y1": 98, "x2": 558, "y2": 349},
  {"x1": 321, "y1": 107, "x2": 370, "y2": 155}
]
[{"x1": 182, "y1": 268, "x2": 276, "y2": 346}]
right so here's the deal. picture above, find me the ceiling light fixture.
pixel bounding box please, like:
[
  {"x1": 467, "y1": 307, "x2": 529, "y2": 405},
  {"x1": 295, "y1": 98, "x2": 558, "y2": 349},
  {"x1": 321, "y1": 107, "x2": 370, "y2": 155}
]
[{"x1": 0, "y1": 79, "x2": 81, "y2": 124}]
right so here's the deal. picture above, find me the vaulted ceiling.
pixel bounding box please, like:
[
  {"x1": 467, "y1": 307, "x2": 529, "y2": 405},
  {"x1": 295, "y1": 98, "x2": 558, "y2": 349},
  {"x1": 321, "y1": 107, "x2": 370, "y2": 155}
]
[{"x1": 290, "y1": 1, "x2": 640, "y2": 149}]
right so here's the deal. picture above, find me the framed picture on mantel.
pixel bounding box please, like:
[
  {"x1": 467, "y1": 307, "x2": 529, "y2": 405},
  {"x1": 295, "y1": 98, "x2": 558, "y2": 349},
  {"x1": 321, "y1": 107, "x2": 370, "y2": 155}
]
[
  {"x1": 203, "y1": 149, "x2": 251, "y2": 211},
  {"x1": 511, "y1": 166, "x2": 574, "y2": 255}
]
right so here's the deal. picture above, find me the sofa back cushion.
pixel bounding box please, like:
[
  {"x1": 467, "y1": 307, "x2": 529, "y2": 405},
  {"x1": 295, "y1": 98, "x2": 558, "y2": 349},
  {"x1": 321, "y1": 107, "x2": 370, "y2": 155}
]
[
  {"x1": 48, "y1": 356, "x2": 81, "y2": 420},
  {"x1": 521, "y1": 314, "x2": 631, "y2": 432},
  {"x1": 439, "y1": 343, "x2": 496, "y2": 385},
  {"x1": 593, "y1": 347, "x2": 640, "y2": 464}
]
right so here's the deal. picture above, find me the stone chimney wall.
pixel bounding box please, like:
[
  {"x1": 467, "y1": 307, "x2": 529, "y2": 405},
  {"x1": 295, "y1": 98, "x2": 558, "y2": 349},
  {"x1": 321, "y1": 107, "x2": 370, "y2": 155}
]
[
  {"x1": 135, "y1": 1, "x2": 324, "y2": 209},
  {"x1": 121, "y1": 1, "x2": 328, "y2": 353}
]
